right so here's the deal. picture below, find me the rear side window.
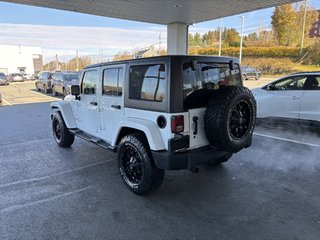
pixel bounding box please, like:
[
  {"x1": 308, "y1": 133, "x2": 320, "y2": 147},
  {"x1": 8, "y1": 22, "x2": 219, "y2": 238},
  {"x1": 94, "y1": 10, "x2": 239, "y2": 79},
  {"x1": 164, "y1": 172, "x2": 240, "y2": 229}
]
[
  {"x1": 183, "y1": 62, "x2": 241, "y2": 100},
  {"x1": 82, "y1": 70, "x2": 98, "y2": 95},
  {"x1": 103, "y1": 68, "x2": 123, "y2": 96},
  {"x1": 129, "y1": 64, "x2": 166, "y2": 102}
]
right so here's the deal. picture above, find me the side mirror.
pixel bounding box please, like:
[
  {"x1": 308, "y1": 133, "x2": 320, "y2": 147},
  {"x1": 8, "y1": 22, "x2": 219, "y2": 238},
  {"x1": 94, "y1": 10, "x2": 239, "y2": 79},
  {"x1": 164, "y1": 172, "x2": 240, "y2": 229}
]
[
  {"x1": 266, "y1": 84, "x2": 274, "y2": 91},
  {"x1": 71, "y1": 85, "x2": 80, "y2": 100},
  {"x1": 191, "y1": 59, "x2": 198, "y2": 71},
  {"x1": 229, "y1": 60, "x2": 235, "y2": 71}
]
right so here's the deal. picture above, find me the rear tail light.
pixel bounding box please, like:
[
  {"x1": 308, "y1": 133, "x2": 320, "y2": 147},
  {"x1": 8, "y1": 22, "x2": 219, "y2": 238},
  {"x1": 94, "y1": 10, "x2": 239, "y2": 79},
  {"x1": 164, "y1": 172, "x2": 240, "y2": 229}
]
[{"x1": 171, "y1": 115, "x2": 184, "y2": 133}]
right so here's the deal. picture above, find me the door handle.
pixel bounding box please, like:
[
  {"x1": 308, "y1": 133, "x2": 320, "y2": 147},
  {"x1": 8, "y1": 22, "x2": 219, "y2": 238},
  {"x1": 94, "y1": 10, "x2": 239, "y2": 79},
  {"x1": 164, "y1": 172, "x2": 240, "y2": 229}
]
[
  {"x1": 292, "y1": 96, "x2": 300, "y2": 100},
  {"x1": 90, "y1": 101, "x2": 98, "y2": 106},
  {"x1": 111, "y1": 104, "x2": 121, "y2": 110},
  {"x1": 193, "y1": 116, "x2": 198, "y2": 135}
]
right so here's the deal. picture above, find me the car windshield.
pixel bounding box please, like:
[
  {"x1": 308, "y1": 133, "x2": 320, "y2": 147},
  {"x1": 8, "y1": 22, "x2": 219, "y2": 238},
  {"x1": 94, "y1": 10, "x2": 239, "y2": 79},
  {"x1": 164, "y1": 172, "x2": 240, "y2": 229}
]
[
  {"x1": 13, "y1": 73, "x2": 23, "y2": 77},
  {"x1": 183, "y1": 62, "x2": 241, "y2": 100},
  {"x1": 0, "y1": 73, "x2": 6, "y2": 79},
  {"x1": 63, "y1": 73, "x2": 79, "y2": 81}
]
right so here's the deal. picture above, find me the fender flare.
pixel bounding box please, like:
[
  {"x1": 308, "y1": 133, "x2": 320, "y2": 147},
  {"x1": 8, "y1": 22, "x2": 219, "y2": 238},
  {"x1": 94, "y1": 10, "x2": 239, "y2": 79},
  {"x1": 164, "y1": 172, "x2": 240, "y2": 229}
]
[
  {"x1": 114, "y1": 118, "x2": 166, "y2": 151},
  {"x1": 50, "y1": 101, "x2": 77, "y2": 129}
]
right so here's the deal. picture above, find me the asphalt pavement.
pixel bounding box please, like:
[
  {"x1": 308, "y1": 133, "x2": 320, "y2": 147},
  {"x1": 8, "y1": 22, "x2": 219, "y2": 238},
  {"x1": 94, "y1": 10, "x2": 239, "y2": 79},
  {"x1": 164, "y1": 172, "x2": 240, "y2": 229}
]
[{"x1": 0, "y1": 102, "x2": 319, "y2": 240}]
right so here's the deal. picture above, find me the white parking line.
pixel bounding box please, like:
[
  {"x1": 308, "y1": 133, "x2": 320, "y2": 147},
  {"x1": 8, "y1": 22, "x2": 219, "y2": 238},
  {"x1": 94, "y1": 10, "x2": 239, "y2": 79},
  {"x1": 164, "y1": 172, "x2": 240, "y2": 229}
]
[
  {"x1": 254, "y1": 132, "x2": 320, "y2": 148},
  {"x1": 0, "y1": 186, "x2": 93, "y2": 213},
  {"x1": 0, "y1": 159, "x2": 113, "y2": 189}
]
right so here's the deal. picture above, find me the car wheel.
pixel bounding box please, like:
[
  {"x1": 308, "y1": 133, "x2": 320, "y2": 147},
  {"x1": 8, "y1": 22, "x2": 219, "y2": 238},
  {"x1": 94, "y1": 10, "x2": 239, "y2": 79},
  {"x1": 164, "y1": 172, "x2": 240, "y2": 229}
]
[
  {"x1": 204, "y1": 86, "x2": 256, "y2": 153},
  {"x1": 242, "y1": 74, "x2": 247, "y2": 81},
  {"x1": 52, "y1": 112, "x2": 75, "y2": 148},
  {"x1": 52, "y1": 86, "x2": 58, "y2": 96},
  {"x1": 117, "y1": 133, "x2": 164, "y2": 195},
  {"x1": 63, "y1": 88, "x2": 67, "y2": 97}
]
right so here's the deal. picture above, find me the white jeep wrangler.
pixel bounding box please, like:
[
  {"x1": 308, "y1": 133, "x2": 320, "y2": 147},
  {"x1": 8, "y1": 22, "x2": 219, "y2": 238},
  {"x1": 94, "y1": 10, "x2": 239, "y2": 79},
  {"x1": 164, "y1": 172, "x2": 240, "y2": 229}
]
[{"x1": 51, "y1": 55, "x2": 256, "y2": 194}]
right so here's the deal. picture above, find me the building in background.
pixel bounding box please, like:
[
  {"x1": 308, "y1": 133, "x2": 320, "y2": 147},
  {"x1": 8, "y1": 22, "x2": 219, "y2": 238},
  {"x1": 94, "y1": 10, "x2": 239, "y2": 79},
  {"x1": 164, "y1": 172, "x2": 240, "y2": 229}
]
[
  {"x1": 0, "y1": 45, "x2": 43, "y2": 75},
  {"x1": 309, "y1": 10, "x2": 320, "y2": 38}
]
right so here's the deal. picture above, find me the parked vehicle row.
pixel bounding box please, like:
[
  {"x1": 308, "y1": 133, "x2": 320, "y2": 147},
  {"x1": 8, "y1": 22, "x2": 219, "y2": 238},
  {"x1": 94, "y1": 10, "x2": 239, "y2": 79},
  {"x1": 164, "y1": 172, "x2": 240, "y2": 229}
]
[
  {"x1": 0, "y1": 72, "x2": 27, "y2": 85},
  {"x1": 35, "y1": 71, "x2": 80, "y2": 97}
]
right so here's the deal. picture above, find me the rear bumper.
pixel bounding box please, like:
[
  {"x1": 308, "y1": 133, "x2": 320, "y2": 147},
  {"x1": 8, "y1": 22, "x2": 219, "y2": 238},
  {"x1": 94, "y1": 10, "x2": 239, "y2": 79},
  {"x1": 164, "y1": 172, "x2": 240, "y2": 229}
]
[{"x1": 152, "y1": 146, "x2": 229, "y2": 170}]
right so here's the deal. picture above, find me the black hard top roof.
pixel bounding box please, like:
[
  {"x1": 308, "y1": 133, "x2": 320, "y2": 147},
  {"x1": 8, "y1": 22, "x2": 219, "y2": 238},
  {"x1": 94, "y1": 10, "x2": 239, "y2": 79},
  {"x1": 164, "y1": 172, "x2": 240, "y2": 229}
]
[{"x1": 84, "y1": 55, "x2": 238, "y2": 70}]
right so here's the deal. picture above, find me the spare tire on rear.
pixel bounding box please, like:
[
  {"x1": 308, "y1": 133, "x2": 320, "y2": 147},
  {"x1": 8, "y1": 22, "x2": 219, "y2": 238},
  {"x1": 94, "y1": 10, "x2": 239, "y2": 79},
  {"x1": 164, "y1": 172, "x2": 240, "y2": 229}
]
[{"x1": 204, "y1": 86, "x2": 256, "y2": 153}]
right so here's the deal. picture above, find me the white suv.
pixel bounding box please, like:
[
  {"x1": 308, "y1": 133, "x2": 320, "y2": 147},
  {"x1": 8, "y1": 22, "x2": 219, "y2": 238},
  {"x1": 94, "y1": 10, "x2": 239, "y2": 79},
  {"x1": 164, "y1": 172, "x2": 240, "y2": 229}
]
[{"x1": 51, "y1": 56, "x2": 256, "y2": 194}]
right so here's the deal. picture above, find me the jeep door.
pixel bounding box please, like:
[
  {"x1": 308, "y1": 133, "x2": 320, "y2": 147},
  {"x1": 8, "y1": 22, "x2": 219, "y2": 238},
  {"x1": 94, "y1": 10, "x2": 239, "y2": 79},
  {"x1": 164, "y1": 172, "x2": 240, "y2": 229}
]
[
  {"x1": 77, "y1": 69, "x2": 100, "y2": 135},
  {"x1": 99, "y1": 65, "x2": 124, "y2": 142}
]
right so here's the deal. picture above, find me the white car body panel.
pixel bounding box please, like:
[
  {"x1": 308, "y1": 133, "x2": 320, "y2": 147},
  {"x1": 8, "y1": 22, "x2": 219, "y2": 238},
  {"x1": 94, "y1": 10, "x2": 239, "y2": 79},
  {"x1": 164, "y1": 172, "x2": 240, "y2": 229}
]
[
  {"x1": 252, "y1": 73, "x2": 320, "y2": 123},
  {"x1": 188, "y1": 108, "x2": 209, "y2": 149},
  {"x1": 51, "y1": 101, "x2": 77, "y2": 129},
  {"x1": 252, "y1": 88, "x2": 303, "y2": 119},
  {"x1": 299, "y1": 90, "x2": 320, "y2": 122}
]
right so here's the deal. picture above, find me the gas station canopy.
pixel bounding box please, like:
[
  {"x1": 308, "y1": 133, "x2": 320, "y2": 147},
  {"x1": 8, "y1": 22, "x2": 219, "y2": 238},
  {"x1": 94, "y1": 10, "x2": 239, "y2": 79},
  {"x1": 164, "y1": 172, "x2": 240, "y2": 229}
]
[
  {"x1": 4, "y1": 0, "x2": 299, "y2": 25},
  {"x1": 3, "y1": 0, "x2": 300, "y2": 54}
]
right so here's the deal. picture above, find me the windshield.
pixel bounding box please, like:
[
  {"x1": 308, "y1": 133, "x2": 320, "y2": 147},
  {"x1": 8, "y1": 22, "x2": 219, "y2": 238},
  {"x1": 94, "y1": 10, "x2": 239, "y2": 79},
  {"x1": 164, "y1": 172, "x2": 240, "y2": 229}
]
[
  {"x1": 63, "y1": 73, "x2": 79, "y2": 81},
  {"x1": 12, "y1": 73, "x2": 23, "y2": 77},
  {"x1": 183, "y1": 62, "x2": 241, "y2": 100},
  {"x1": 0, "y1": 73, "x2": 6, "y2": 79}
]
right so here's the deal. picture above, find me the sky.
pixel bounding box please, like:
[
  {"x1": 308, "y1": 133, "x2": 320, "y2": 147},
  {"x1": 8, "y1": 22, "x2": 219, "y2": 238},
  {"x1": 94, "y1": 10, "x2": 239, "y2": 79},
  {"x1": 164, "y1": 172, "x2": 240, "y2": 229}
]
[{"x1": 0, "y1": 0, "x2": 319, "y2": 63}]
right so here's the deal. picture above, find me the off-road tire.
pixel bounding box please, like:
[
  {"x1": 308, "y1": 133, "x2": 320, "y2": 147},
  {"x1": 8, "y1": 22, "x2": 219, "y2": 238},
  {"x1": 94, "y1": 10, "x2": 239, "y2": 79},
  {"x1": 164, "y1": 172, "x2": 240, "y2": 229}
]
[
  {"x1": 52, "y1": 112, "x2": 75, "y2": 147},
  {"x1": 204, "y1": 86, "x2": 256, "y2": 153},
  {"x1": 44, "y1": 85, "x2": 49, "y2": 94},
  {"x1": 117, "y1": 133, "x2": 164, "y2": 195},
  {"x1": 52, "y1": 86, "x2": 58, "y2": 96}
]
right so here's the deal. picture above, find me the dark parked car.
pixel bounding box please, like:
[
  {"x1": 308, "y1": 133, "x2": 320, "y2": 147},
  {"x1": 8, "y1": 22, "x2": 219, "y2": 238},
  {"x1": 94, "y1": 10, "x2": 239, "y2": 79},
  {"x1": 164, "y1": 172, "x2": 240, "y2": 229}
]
[
  {"x1": 35, "y1": 71, "x2": 54, "y2": 93},
  {"x1": 51, "y1": 71, "x2": 80, "y2": 96},
  {"x1": 241, "y1": 66, "x2": 261, "y2": 80},
  {"x1": 8, "y1": 73, "x2": 25, "y2": 82},
  {"x1": 0, "y1": 72, "x2": 9, "y2": 85}
]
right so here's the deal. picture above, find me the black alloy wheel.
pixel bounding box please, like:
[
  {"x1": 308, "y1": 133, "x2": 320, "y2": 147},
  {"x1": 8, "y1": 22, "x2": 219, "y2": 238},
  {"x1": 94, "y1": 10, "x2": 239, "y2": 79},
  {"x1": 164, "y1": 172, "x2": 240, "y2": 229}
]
[
  {"x1": 51, "y1": 112, "x2": 74, "y2": 147},
  {"x1": 118, "y1": 133, "x2": 164, "y2": 195},
  {"x1": 229, "y1": 100, "x2": 251, "y2": 140},
  {"x1": 121, "y1": 144, "x2": 144, "y2": 185}
]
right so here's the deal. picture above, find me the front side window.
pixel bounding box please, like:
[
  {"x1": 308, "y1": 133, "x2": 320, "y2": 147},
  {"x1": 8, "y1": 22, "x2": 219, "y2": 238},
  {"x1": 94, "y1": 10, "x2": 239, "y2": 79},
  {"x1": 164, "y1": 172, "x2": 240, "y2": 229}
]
[
  {"x1": 129, "y1": 64, "x2": 166, "y2": 102},
  {"x1": 82, "y1": 70, "x2": 98, "y2": 95},
  {"x1": 103, "y1": 68, "x2": 123, "y2": 96},
  {"x1": 63, "y1": 73, "x2": 79, "y2": 82},
  {"x1": 273, "y1": 76, "x2": 307, "y2": 90}
]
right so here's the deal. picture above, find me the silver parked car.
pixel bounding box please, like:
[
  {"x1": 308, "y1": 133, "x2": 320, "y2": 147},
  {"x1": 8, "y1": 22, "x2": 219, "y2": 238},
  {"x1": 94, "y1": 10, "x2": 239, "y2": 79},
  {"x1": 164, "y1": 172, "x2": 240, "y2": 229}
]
[
  {"x1": 8, "y1": 73, "x2": 25, "y2": 82},
  {"x1": 0, "y1": 72, "x2": 9, "y2": 85}
]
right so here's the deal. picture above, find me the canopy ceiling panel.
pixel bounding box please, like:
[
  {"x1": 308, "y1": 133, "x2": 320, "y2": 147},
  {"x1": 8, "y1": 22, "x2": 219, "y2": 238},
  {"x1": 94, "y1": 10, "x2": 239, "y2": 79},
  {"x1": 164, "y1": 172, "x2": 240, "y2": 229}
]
[{"x1": 3, "y1": 0, "x2": 300, "y2": 25}]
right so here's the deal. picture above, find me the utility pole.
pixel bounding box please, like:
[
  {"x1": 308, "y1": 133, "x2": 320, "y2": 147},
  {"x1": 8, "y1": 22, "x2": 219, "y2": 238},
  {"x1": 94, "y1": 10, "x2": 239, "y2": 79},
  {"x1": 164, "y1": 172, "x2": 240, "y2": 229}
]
[
  {"x1": 76, "y1": 49, "x2": 79, "y2": 71},
  {"x1": 218, "y1": 19, "x2": 222, "y2": 56},
  {"x1": 300, "y1": 0, "x2": 308, "y2": 54},
  {"x1": 55, "y1": 54, "x2": 59, "y2": 71},
  {"x1": 239, "y1": 16, "x2": 245, "y2": 64},
  {"x1": 158, "y1": 32, "x2": 161, "y2": 56}
]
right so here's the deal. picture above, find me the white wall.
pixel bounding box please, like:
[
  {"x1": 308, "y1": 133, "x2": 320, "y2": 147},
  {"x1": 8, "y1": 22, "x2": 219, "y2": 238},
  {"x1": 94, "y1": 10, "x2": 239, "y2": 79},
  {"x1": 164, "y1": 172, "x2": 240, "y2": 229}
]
[{"x1": 0, "y1": 45, "x2": 42, "y2": 75}]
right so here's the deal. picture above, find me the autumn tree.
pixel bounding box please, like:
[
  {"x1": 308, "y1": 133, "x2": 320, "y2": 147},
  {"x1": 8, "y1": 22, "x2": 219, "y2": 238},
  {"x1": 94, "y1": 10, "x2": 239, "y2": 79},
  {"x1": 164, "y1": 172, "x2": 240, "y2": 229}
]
[
  {"x1": 271, "y1": 4, "x2": 297, "y2": 46},
  {"x1": 295, "y1": 2, "x2": 319, "y2": 46},
  {"x1": 222, "y1": 28, "x2": 241, "y2": 47},
  {"x1": 113, "y1": 51, "x2": 132, "y2": 61}
]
